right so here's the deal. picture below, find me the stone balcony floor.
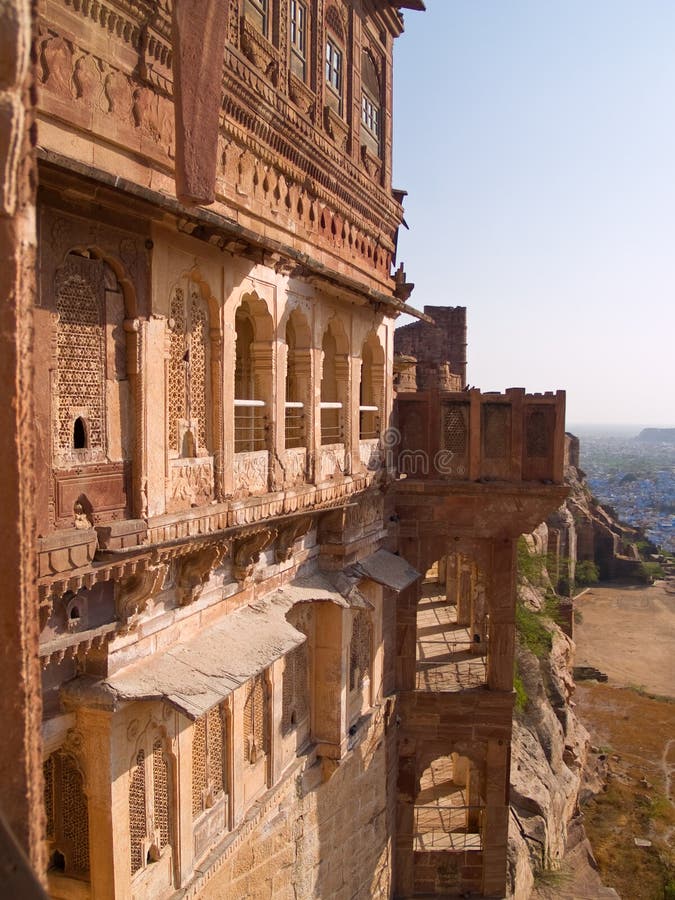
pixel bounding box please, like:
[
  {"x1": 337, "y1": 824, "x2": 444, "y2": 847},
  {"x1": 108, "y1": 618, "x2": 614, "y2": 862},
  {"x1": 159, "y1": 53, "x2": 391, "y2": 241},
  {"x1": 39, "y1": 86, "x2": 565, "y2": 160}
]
[
  {"x1": 415, "y1": 582, "x2": 487, "y2": 692},
  {"x1": 414, "y1": 755, "x2": 482, "y2": 852}
]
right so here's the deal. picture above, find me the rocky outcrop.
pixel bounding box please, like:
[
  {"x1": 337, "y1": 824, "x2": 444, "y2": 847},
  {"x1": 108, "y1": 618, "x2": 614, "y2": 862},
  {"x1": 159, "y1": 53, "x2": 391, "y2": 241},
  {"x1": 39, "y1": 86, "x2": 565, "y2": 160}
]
[{"x1": 553, "y1": 434, "x2": 642, "y2": 583}]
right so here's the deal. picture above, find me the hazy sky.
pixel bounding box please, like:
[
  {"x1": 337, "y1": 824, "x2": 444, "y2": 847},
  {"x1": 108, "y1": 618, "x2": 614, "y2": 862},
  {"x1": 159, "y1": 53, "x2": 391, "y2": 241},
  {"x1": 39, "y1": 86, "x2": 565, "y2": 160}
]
[{"x1": 393, "y1": 0, "x2": 675, "y2": 426}]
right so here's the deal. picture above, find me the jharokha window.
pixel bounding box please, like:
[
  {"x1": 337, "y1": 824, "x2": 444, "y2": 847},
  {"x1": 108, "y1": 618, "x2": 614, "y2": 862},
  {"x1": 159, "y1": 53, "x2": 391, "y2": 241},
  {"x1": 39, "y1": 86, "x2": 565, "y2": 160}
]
[
  {"x1": 192, "y1": 706, "x2": 227, "y2": 819},
  {"x1": 290, "y1": 0, "x2": 307, "y2": 80},
  {"x1": 244, "y1": 0, "x2": 269, "y2": 36},
  {"x1": 129, "y1": 739, "x2": 172, "y2": 877},
  {"x1": 168, "y1": 282, "x2": 211, "y2": 458},
  {"x1": 44, "y1": 751, "x2": 90, "y2": 881}
]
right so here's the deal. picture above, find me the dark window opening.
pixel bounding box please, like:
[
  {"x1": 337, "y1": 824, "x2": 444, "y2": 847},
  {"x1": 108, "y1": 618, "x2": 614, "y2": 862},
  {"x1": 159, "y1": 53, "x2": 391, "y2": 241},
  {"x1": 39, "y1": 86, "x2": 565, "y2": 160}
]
[
  {"x1": 70, "y1": 606, "x2": 80, "y2": 620},
  {"x1": 49, "y1": 850, "x2": 66, "y2": 872},
  {"x1": 73, "y1": 417, "x2": 87, "y2": 449}
]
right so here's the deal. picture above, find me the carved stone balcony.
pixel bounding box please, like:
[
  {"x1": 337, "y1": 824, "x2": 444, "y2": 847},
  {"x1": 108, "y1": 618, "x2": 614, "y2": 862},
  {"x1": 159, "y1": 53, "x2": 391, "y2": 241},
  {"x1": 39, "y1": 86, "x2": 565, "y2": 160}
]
[{"x1": 395, "y1": 388, "x2": 566, "y2": 485}]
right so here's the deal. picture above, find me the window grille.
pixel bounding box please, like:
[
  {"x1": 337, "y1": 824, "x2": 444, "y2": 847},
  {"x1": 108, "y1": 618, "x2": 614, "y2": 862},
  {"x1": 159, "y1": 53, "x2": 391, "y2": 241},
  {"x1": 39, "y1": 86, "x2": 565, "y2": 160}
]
[
  {"x1": 442, "y1": 404, "x2": 468, "y2": 456},
  {"x1": 349, "y1": 610, "x2": 372, "y2": 691},
  {"x1": 244, "y1": 674, "x2": 268, "y2": 763},
  {"x1": 152, "y1": 740, "x2": 170, "y2": 850},
  {"x1": 168, "y1": 285, "x2": 210, "y2": 454},
  {"x1": 192, "y1": 706, "x2": 226, "y2": 818},
  {"x1": 129, "y1": 750, "x2": 146, "y2": 876},
  {"x1": 207, "y1": 706, "x2": 225, "y2": 796},
  {"x1": 44, "y1": 756, "x2": 55, "y2": 841},
  {"x1": 282, "y1": 643, "x2": 309, "y2": 734},
  {"x1": 44, "y1": 751, "x2": 90, "y2": 879},
  {"x1": 61, "y1": 754, "x2": 90, "y2": 875},
  {"x1": 191, "y1": 716, "x2": 207, "y2": 819},
  {"x1": 55, "y1": 260, "x2": 105, "y2": 456}
]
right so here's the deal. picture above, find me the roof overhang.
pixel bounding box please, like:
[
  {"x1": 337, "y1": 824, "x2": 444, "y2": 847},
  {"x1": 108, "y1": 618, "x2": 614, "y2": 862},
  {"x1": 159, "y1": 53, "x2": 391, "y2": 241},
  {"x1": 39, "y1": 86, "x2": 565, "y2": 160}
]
[{"x1": 61, "y1": 571, "x2": 372, "y2": 720}]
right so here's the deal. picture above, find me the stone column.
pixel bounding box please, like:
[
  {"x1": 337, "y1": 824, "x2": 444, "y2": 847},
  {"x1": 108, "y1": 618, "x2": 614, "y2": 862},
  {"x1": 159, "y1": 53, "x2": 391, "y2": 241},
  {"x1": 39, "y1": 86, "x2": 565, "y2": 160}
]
[
  {"x1": 0, "y1": 0, "x2": 44, "y2": 876},
  {"x1": 78, "y1": 709, "x2": 116, "y2": 898},
  {"x1": 486, "y1": 539, "x2": 517, "y2": 692},
  {"x1": 481, "y1": 738, "x2": 510, "y2": 897},
  {"x1": 350, "y1": 355, "x2": 362, "y2": 473},
  {"x1": 312, "y1": 602, "x2": 349, "y2": 760},
  {"x1": 146, "y1": 316, "x2": 170, "y2": 517}
]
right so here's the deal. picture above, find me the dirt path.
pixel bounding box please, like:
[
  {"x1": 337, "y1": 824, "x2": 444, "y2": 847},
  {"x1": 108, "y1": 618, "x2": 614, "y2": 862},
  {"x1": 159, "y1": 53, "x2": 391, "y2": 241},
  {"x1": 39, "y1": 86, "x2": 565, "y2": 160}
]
[{"x1": 572, "y1": 581, "x2": 675, "y2": 899}]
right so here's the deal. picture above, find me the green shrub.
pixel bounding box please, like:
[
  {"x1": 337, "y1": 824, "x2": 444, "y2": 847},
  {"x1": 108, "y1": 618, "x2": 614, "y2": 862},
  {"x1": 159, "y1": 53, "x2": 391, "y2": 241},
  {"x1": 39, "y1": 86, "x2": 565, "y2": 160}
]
[
  {"x1": 516, "y1": 601, "x2": 553, "y2": 657},
  {"x1": 514, "y1": 664, "x2": 528, "y2": 714},
  {"x1": 639, "y1": 561, "x2": 665, "y2": 582},
  {"x1": 575, "y1": 560, "x2": 599, "y2": 586}
]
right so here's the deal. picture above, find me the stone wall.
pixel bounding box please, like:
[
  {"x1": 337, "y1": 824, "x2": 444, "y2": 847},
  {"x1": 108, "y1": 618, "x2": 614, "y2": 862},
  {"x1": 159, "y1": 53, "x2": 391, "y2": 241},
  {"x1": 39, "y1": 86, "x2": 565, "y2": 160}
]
[
  {"x1": 195, "y1": 705, "x2": 397, "y2": 900},
  {"x1": 394, "y1": 306, "x2": 467, "y2": 388}
]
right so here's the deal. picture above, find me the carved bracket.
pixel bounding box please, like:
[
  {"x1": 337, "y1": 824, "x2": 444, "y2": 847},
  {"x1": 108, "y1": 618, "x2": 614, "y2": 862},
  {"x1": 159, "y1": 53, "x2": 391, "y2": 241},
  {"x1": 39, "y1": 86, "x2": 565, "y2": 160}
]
[
  {"x1": 275, "y1": 516, "x2": 313, "y2": 563},
  {"x1": 176, "y1": 542, "x2": 228, "y2": 606},
  {"x1": 116, "y1": 558, "x2": 168, "y2": 632},
  {"x1": 233, "y1": 528, "x2": 275, "y2": 582}
]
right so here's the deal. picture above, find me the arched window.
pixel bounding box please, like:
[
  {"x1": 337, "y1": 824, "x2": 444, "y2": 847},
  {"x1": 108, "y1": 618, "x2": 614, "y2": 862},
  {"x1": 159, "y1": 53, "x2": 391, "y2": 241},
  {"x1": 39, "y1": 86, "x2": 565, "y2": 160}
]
[
  {"x1": 321, "y1": 329, "x2": 341, "y2": 445},
  {"x1": 128, "y1": 736, "x2": 173, "y2": 877},
  {"x1": 235, "y1": 303, "x2": 266, "y2": 452},
  {"x1": 192, "y1": 705, "x2": 227, "y2": 820},
  {"x1": 359, "y1": 333, "x2": 385, "y2": 440},
  {"x1": 55, "y1": 254, "x2": 106, "y2": 464},
  {"x1": 285, "y1": 310, "x2": 311, "y2": 450},
  {"x1": 44, "y1": 751, "x2": 90, "y2": 880}
]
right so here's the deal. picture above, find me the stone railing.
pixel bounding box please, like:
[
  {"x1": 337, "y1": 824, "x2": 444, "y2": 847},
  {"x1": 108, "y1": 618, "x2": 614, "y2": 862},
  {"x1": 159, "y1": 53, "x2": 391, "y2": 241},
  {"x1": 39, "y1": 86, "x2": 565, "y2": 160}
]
[{"x1": 394, "y1": 388, "x2": 565, "y2": 485}]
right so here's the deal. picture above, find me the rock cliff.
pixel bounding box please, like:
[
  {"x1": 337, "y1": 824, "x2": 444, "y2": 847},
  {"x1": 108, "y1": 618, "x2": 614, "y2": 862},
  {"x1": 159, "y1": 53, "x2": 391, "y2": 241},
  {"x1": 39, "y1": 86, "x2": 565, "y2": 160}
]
[{"x1": 506, "y1": 436, "x2": 621, "y2": 899}]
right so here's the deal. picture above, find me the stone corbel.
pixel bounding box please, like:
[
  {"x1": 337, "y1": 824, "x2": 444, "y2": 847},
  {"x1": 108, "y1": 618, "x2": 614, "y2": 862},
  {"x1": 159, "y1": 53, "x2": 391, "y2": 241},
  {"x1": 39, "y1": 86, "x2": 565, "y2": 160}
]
[
  {"x1": 176, "y1": 542, "x2": 228, "y2": 606},
  {"x1": 317, "y1": 507, "x2": 347, "y2": 545},
  {"x1": 275, "y1": 516, "x2": 313, "y2": 563},
  {"x1": 233, "y1": 529, "x2": 275, "y2": 583},
  {"x1": 116, "y1": 557, "x2": 167, "y2": 632}
]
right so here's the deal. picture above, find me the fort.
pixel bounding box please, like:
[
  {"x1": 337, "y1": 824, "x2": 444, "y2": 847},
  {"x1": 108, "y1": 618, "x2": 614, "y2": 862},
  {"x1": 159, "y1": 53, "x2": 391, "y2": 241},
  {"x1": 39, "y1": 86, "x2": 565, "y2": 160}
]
[{"x1": 0, "y1": 2, "x2": 566, "y2": 897}]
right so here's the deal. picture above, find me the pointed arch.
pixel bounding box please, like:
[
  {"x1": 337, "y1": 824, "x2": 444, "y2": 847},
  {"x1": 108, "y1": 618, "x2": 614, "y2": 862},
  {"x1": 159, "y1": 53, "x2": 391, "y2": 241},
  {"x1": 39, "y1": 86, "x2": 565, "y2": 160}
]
[{"x1": 360, "y1": 331, "x2": 385, "y2": 440}]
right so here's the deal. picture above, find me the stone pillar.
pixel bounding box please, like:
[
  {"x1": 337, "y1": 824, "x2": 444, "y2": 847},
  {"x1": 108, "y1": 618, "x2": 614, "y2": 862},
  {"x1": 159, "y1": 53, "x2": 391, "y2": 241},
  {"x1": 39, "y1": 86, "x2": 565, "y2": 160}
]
[
  {"x1": 482, "y1": 738, "x2": 510, "y2": 897},
  {"x1": 456, "y1": 558, "x2": 472, "y2": 627},
  {"x1": 470, "y1": 575, "x2": 488, "y2": 655},
  {"x1": 350, "y1": 355, "x2": 362, "y2": 472},
  {"x1": 146, "y1": 316, "x2": 170, "y2": 516},
  {"x1": 313, "y1": 602, "x2": 349, "y2": 759},
  {"x1": 396, "y1": 580, "x2": 420, "y2": 692},
  {"x1": 0, "y1": 0, "x2": 44, "y2": 876},
  {"x1": 78, "y1": 709, "x2": 117, "y2": 898},
  {"x1": 487, "y1": 539, "x2": 517, "y2": 692},
  {"x1": 394, "y1": 753, "x2": 415, "y2": 898}
]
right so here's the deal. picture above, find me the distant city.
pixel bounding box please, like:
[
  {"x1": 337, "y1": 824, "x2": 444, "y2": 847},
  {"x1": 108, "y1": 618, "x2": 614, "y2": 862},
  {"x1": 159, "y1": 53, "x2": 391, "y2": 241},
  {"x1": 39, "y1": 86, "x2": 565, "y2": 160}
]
[{"x1": 570, "y1": 425, "x2": 675, "y2": 554}]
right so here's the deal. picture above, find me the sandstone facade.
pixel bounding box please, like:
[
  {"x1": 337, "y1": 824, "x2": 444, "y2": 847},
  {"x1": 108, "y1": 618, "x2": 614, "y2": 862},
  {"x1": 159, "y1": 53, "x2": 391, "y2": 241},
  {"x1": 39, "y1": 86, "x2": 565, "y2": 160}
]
[{"x1": 4, "y1": 2, "x2": 568, "y2": 898}]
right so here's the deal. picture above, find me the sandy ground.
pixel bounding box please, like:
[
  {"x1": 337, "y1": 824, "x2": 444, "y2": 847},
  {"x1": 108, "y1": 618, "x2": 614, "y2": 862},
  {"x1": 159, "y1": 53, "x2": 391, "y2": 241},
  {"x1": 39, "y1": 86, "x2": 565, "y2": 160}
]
[
  {"x1": 573, "y1": 582, "x2": 675, "y2": 697},
  {"x1": 569, "y1": 581, "x2": 675, "y2": 900}
]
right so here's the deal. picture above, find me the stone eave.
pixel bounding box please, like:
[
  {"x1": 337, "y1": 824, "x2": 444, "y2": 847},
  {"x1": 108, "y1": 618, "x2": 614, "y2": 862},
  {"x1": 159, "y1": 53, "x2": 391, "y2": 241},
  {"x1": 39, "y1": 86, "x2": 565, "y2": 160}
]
[{"x1": 38, "y1": 152, "x2": 430, "y2": 322}]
